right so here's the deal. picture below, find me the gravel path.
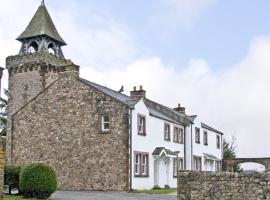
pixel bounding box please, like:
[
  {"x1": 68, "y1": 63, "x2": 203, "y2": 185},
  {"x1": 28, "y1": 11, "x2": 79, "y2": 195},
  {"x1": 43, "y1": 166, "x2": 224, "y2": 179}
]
[{"x1": 49, "y1": 191, "x2": 177, "y2": 200}]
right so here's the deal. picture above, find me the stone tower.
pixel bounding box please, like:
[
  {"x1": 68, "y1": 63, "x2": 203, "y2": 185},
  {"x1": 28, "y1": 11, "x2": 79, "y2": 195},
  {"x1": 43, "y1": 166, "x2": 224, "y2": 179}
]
[{"x1": 6, "y1": 1, "x2": 70, "y2": 163}]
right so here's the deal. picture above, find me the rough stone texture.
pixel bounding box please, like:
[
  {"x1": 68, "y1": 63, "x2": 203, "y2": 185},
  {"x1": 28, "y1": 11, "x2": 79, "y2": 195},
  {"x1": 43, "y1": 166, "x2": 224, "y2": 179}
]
[
  {"x1": 0, "y1": 137, "x2": 5, "y2": 199},
  {"x1": 6, "y1": 52, "x2": 67, "y2": 164},
  {"x1": 178, "y1": 171, "x2": 270, "y2": 200},
  {"x1": 11, "y1": 75, "x2": 130, "y2": 191},
  {"x1": 223, "y1": 158, "x2": 270, "y2": 171}
]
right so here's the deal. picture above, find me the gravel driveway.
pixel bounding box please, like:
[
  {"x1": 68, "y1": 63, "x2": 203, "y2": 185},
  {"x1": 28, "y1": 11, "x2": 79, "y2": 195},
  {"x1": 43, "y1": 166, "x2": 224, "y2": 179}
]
[{"x1": 49, "y1": 191, "x2": 177, "y2": 200}]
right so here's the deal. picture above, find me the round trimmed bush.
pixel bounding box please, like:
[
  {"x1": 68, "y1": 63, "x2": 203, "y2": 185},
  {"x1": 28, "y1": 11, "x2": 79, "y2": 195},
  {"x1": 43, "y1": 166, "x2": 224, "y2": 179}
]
[{"x1": 19, "y1": 163, "x2": 57, "y2": 199}]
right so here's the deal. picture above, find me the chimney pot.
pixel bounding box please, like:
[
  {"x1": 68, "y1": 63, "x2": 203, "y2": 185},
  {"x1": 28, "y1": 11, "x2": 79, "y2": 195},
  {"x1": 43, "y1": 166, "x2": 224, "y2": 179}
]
[{"x1": 130, "y1": 85, "x2": 146, "y2": 99}]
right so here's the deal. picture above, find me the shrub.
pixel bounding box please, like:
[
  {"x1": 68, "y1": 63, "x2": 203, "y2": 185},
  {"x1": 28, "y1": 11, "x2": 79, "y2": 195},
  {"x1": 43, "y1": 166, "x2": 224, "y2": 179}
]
[
  {"x1": 4, "y1": 165, "x2": 21, "y2": 194},
  {"x1": 19, "y1": 163, "x2": 57, "y2": 199}
]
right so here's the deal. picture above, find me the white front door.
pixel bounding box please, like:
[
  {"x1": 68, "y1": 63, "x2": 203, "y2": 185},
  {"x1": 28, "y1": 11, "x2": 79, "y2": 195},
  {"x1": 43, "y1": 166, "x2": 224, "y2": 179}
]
[{"x1": 159, "y1": 157, "x2": 170, "y2": 188}]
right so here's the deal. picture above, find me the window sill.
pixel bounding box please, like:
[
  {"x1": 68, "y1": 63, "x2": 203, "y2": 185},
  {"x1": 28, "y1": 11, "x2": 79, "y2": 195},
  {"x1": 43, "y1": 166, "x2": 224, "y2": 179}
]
[
  {"x1": 138, "y1": 133, "x2": 146, "y2": 136},
  {"x1": 134, "y1": 175, "x2": 149, "y2": 178},
  {"x1": 173, "y1": 141, "x2": 184, "y2": 144},
  {"x1": 164, "y1": 139, "x2": 171, "y2": 142},
  {"x1": 99, "y1": 131, "x2": 111, "y2": 134}
]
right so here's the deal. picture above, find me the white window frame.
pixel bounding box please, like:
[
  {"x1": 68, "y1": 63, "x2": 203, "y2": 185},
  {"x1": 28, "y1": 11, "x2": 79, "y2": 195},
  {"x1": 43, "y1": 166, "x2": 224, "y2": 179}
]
[
  {"x1": 137, "y1": 114, "x2": 146, "y2": 135},
  {"x1": 164, "y1": 123, "x2": 170, "y2": 141},
  {"x1": 101, "y1": 114, "x2": 110, "y2": 132}
]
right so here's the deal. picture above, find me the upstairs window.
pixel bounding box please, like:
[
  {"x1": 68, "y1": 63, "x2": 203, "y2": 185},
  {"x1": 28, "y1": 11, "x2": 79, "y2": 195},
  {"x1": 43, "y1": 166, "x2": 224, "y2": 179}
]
[
  {"x1": 217, "y1": 135, "x2": 221, "y2": 149},
  {"x1": 134, "y1": 152, "x2": 149, "y2": 177},
  {"x1": 164, "y1": 123, "x2": 170, "y2": 141},
  {"x1": 173, "y1": 127, "x2": 184, "y2": 144},
  {"x1": 203, "y1": 131, "x2": 208, "y2": 145},
  {"x1": 138, "y1": 114, "x2": 146, "y2": 135},
  {"x1": 100, "y1": 114, "x2": 110, "y2": 132},
  {"x1": 195, "y1": 127, "x2": 200, "y2": 143}
]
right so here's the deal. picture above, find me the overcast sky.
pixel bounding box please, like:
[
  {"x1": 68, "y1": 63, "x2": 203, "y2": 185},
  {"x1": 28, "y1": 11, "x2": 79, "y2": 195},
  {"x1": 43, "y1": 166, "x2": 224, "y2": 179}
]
[{"x1": 1, "y1": 0, "x2": 270, "y2": 157}]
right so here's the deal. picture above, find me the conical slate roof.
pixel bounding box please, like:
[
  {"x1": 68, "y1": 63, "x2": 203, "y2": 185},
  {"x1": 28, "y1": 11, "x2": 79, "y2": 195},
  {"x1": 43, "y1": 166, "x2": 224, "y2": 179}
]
[{"x1": 17, "y1": 1, "x2": 66, "y2": 45}]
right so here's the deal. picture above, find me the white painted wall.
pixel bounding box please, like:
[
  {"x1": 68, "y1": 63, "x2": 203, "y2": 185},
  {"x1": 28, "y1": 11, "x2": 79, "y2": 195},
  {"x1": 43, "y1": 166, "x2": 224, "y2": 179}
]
[
  {"x1": 191, "y1": 117, "x2": 223, "y2": 171},
  {"x1": 130, "y1": 99, "x2": 224, "y2": 189},
  {"x1": 131, "y1": 99, "x2": 185, "y2": 190}
]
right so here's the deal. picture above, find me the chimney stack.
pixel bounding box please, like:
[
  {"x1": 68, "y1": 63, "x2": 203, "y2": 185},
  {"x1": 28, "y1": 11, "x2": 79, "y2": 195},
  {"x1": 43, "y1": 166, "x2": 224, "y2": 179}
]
[
  {"x1": 130, "y1": 85, "x2": 146, "y2": 99},
  {"x1": 173, "y1": 103, "x2": 186, "y2": 114}
]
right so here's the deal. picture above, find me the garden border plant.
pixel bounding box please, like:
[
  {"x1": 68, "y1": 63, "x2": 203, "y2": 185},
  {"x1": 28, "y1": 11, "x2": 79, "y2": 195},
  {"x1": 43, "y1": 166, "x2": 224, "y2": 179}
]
[{"x1": 19, "y1": 163, "x2": 57, "y2": 199}]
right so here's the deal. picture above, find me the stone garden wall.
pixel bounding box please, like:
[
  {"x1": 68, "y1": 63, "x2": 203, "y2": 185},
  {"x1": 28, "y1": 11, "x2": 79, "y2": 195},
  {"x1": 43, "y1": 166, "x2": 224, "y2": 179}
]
[{"x1": 178, "y1": 171, "x2": 270, "y2": 200}]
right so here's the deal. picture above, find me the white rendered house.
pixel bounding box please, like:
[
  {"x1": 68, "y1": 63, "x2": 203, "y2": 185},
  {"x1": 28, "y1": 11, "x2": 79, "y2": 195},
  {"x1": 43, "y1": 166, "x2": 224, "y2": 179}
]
[{"x1": 129, "y1": 87, "x2": 224, "y2": 190}]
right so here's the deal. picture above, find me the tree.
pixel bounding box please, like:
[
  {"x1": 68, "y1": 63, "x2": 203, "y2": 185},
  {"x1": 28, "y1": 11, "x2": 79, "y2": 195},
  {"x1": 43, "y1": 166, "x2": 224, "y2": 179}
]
[
  {"x1": 223, "y1": 136, "x2": 237, "y2": 160},
  {"x1": 0, "y1": 89, "x2": 8, "y2": 136},
  {"x1": 223, "y1": 136, "x2": 242, "y2": 172}
]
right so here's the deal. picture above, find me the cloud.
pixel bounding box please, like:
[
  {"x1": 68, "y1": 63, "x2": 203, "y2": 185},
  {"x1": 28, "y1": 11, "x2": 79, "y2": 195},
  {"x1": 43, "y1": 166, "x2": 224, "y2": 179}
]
[
  {"x1": 1, "y1": 0, "x2": 269, "y2": 158},
  {"x1": 148, "y1": 0, "x2": 217, "y2": 31},
  {"x1": 80, "y1": 36, "x2": 270, "y2": 157}
]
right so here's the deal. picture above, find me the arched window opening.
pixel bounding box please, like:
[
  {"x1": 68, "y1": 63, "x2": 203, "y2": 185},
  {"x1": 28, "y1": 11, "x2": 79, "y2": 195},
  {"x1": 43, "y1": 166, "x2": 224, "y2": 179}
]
[
  {"x1": 27, "y1": 41, "x2": 38, "y2": 53},
  {"x1": 48, "y1": 43, "x2": 56, "y2": 55},
  {"x1": 239, "y1": 162, "x2": 266, "y2": 172}
]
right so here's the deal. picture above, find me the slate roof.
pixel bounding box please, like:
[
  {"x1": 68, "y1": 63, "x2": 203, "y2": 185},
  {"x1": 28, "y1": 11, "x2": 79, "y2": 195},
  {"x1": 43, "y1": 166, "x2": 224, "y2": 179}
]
[
  {"x1": 152, "y1": 147, "x2": 175, "y2": 156},
  {"x1": 17, "y1": 1, "x2": 66, "y2": 45},
  {"x1": 201, "y1": 123, "x2": 224, "y2": 135},
  {"x1": 144, "y1": 98, "x2": 195, "y2": 126},
  {"x1": 79, "y1": 78, "x2": 137, "y2": 107},
  {"x1": 79, "y1": 78, "x2": 195, "y2": 125},
  {"x1": 203, "y1": 153, "x2": 219, "y2": 160}
]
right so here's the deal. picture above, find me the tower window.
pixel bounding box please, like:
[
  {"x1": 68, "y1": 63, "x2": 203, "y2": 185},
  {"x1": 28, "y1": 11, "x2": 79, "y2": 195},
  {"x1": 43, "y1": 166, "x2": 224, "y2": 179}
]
[
  {"x1": 27, "y1": 41, "x2": 38, "y2": 53},
  {"x1": 48, "y1": 43, "x2": 56, "y2": 55}
]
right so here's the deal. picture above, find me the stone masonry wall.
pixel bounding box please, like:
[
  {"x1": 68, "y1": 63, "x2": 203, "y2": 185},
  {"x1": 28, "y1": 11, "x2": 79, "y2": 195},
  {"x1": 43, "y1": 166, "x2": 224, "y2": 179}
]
[
  {"x1": 178, "y1": 171, "x2": 270, "y2": 200},
  {"x1": 11, "y1": 75, "x2": 130, "y2": 191},
  {"x1": 0, "y1": 138, "x2": 5, "y2": 199},
  {"x1": 6, "y1": 52, "x2": 67, "y2": 164}
]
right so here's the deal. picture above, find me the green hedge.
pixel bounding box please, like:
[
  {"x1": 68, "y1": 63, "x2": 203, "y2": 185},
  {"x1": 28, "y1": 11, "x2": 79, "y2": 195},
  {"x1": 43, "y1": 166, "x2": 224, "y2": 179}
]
[
  {"x1": 4, "y1": 165, "x2": 21, "y2": 194},
  {"x1": 19, "y1": 163, "x2": 57, "y2": 199}
]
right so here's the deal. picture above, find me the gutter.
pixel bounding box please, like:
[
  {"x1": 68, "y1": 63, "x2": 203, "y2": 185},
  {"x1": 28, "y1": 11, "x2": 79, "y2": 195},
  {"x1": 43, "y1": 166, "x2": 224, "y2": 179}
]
[{"x1": 129, "y1": 108, "x2": 133, "y2": 191}]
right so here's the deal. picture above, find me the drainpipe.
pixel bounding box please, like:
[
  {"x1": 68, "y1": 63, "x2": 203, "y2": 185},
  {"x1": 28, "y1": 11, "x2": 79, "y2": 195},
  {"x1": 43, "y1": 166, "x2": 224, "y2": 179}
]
[
  {"x1": 129, "y1": 108, "x2": 133, "y2": 191},
  {"x1": 221, "y1": 134, "x2": 223, "y2": 171},
  {"x1": 191, "y1": 123, "x2": 193, "y2": 170},
  {"x1": 184, "y1": 125, "x2": 186, "y2": 170}
]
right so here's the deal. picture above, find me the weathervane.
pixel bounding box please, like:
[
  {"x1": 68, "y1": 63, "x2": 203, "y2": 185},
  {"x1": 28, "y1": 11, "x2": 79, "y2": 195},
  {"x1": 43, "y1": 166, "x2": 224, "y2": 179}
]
[{"x1": 41, "y1": 0, "x2": 45, "y2": 5}]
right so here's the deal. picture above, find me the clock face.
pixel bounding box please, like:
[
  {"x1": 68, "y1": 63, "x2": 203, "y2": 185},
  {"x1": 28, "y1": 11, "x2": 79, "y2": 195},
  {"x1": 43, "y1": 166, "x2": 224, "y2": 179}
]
[{"x1": 22, "y1": 82, "x2": 29, "y2": 92}]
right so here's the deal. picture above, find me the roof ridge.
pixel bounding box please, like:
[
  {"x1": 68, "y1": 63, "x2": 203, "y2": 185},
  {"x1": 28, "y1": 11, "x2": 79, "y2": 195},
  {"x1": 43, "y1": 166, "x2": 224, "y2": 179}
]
[
  {"x1": 78, "y1": 78, "x2": 136, "y2": 108},
  {"x1": 79, "y1": 78, "x2": 131, "y2": 99}
]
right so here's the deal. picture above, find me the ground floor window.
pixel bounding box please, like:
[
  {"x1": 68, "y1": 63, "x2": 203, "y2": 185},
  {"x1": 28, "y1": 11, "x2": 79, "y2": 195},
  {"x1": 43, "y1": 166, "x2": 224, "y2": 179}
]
[
  {"x1": 134, "y1": 152, "x2": 149, "y2": 177},
  {"x1": 215, "y1": 160, "x2": 221, "y2": 172},
  {"x1": 193, "y1": 156, "x2": 202, "y2": 171},
  {"x1": 173, "y1": 157, "x2": 184, "y2": 177}
]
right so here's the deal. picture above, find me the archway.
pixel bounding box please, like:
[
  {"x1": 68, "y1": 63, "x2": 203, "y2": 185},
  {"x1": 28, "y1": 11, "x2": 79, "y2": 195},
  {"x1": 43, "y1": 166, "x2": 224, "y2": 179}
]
[
  {"x1": 239, "y1": 162, "x2": 266, "y2": 172},
  {"x1": 48, "y1": 43, "x2": 56, "y2": 55},
  {"x1": 27, "y1": 41, "x2": 38, "y2": 53}
]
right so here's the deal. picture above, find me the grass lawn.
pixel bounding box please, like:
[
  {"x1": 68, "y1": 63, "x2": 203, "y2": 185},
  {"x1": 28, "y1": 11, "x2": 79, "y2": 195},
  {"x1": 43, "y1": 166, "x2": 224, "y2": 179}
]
[
  {"x1": 4, "y1": 195, "x2": 37, "y2": 200},
  {"x1": 133, "y1": 188, "x2": 177, "y2": 194}
]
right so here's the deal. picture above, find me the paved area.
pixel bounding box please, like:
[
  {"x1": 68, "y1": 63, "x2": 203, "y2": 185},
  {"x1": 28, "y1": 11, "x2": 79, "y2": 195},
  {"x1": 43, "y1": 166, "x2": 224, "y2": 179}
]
[{"x1": 49, "y1": 191, "x2": 177, "y2": 200}]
